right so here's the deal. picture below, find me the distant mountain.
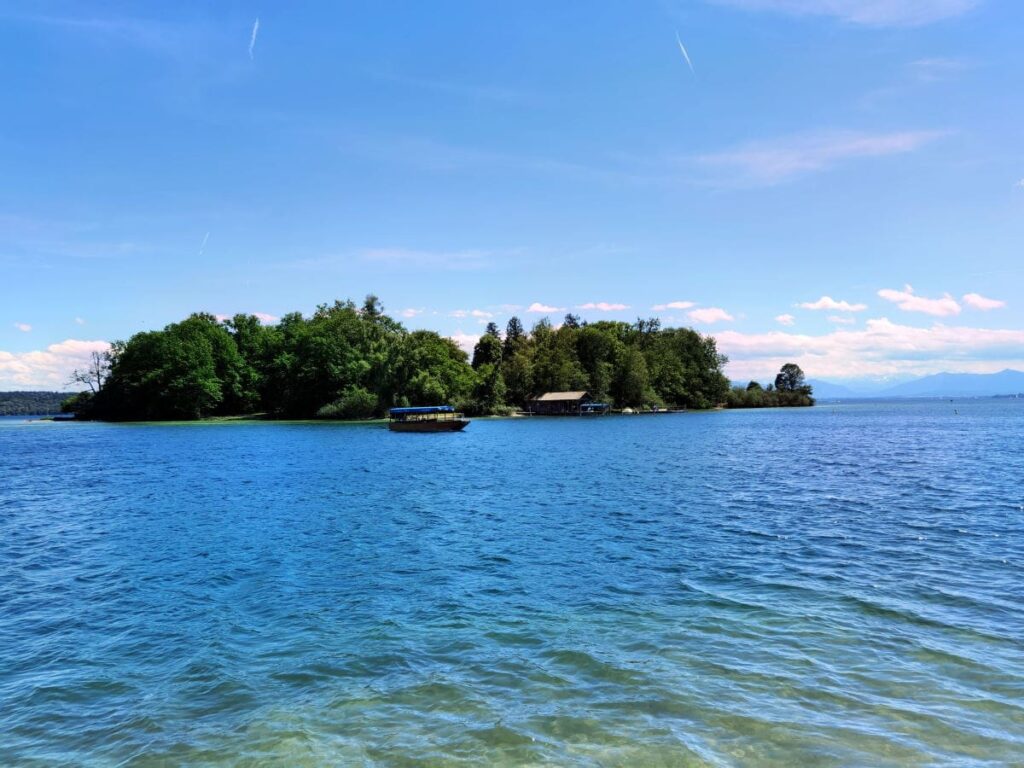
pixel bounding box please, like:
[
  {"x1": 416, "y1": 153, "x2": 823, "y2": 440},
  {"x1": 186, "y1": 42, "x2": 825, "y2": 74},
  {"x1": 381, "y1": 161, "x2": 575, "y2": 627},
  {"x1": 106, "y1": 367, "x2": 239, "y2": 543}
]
[
  {"x1": 806, "y1": 379, "x2": 863, "y2": 400},
  {"x1": 877, "y1": 370, "x2": 1024, "y2": 398}
]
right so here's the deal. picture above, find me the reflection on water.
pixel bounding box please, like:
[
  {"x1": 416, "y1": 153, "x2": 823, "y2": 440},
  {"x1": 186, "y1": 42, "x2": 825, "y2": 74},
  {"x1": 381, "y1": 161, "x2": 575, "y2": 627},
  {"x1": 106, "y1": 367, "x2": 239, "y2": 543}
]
[{"x1": 1, "y1": 401, "x2": 1023, "y2": 765}]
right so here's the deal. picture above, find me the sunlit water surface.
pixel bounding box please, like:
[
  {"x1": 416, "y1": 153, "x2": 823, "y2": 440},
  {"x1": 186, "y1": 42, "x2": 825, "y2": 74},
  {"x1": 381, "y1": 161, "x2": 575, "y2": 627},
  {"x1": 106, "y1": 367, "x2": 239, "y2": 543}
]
[{"x1": 2, "y1": 401, "x2": 1023, "y2": 766}]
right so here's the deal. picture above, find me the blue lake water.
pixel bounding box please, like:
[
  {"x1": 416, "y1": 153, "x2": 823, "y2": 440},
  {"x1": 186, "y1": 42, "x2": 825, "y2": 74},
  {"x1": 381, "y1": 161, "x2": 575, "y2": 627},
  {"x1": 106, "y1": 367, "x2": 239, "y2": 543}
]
[{"x1": 1, "y1": 401, "x2": 1023, "y2": 766}]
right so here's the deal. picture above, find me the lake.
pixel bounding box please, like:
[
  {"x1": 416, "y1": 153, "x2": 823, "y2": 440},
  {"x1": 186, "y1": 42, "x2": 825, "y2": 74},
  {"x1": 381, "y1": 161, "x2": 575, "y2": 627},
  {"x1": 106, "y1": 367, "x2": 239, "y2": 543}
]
[{"x1": 1, "y1": 401, "x2": 1022, "y2": 766}]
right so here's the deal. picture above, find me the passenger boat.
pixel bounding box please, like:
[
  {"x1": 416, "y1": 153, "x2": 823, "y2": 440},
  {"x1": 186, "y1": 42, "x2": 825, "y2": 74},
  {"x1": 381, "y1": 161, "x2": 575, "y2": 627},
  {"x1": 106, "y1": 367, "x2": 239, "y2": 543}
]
[{"x1": 388, "y1": 405, "x2": 469, "y2": 432}]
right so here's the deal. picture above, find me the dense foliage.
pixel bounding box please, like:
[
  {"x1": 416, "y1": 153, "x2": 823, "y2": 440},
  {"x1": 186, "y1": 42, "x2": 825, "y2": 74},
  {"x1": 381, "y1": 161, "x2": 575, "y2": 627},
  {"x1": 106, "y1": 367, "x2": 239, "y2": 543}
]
[
  {"x1": 726, "y1": 363, "x2": 815, "y2": 408},
  {"x1": 68, "y1": 297, "x2": 736, "y2": 421},
  {"x1": 0, "y1": 391, "x2": 70, "y2": 415}
]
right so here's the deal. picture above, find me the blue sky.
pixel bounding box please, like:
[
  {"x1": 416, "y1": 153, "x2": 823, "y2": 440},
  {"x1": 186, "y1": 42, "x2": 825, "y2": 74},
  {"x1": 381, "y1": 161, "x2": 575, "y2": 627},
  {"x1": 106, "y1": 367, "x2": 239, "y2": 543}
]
[{"x1": 2, "y1": 0, "x2": 1023, "y2": 388}]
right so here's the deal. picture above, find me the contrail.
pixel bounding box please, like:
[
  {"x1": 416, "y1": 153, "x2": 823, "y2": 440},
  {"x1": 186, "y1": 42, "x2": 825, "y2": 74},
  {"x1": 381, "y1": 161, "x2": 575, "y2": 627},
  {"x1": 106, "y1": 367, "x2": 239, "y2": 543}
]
[
  {"x1": 676, "y1": 31, "x2": 695, "y2": 75},
  {"x1": 249, "y1": 18, "x2": 259, "y2": 60},
  {"x1": 199, "y1": 231, "x2": 209, "y2": 256}
]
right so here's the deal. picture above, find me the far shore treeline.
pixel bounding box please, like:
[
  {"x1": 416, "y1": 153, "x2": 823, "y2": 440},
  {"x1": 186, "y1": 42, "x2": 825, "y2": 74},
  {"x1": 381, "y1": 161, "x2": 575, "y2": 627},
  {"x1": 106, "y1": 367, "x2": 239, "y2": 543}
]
[{"x1": 61, "y1": 295, "x2": 812, "y2": 421}]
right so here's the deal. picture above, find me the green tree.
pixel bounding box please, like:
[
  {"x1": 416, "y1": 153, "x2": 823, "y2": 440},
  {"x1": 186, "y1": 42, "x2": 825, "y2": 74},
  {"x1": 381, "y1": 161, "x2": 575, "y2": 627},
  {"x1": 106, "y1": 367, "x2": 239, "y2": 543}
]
[
  {"x1": 471, "y1": 333, "x2": 502, "y2": 369},
  {"x1": 503, "y1": 316, "x2": 526, "y2": 358},
  {"x1": 774, "y1": 363, "x2": 806, "y2": 393}
]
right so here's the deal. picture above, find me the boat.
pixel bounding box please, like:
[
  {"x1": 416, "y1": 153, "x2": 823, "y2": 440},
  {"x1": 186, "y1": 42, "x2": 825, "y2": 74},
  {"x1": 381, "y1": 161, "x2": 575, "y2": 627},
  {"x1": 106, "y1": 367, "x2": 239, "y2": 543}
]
[{"x1": 388, "y1": 405, "x2": 469, "y2": 432}]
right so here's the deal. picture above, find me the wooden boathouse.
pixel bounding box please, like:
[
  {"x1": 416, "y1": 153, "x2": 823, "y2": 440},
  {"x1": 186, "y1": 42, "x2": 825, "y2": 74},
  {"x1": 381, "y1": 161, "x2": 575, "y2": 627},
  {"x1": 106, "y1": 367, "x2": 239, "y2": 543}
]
[{"x1": 528, "y1": 391, "x2": 610, "y2": 415}]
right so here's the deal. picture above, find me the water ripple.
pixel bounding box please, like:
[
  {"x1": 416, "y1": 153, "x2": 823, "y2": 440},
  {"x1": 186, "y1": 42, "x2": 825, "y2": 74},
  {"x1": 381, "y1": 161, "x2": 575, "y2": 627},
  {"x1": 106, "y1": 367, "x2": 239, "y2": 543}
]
[{"x1": 1, "y1": 401, "x2": 1023, "y2": 766}]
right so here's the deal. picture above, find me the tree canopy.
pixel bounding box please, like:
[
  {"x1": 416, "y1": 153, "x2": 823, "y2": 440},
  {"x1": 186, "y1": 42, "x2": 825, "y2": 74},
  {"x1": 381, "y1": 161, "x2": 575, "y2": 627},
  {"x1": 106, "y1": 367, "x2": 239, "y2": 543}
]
[
  {"x1": 68, "y1": 295, "x2": 738, "y2": 420},
  {"x1": 727, "y1": 363, "x2": 814, "y2": 408}
]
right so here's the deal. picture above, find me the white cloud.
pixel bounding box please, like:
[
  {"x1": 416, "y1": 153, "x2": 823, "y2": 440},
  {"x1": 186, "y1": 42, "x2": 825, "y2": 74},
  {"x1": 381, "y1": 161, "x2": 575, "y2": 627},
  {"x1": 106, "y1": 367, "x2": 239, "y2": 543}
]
[
  {"x1": 709, "y1": 0, "x2": 979, "y2": 26},
  {"x1": 0, "y1": 339, "x2": 111, "y2": 389},
  {"x1": 878, "y1": 284, "x2": 961, "y2": 317},
  {"x1": 448, "y1": 332, "x2": 480, "y2": 355},
  {"x1": 578, "y1": 302, "x2": 630, "y2": 312},
  {"x1": 215, "y1": 312, "x2": 279, "y2": 325},
  {"x1": 799, "y1": 295, "x2": 868, "y2": 312},
  {"x1": 450, "y1": 309, "x2": 494, "y2": 319},
  {"x1": 652, "y1": 301, "x2": 696, "y2": 311},
  {"x1": 828, "y1": 315, "x2": 856, "y2": 325},
  {"x1": 1016, "y1": 179, "x2": 1024, "y2": 189},
  {"x1": 14, "y1": 323, "x2": 32, "y2": 332},
  {"x1": 775, "y1": 314, "x2": 795, "y2": 326},
  {"x1": 962, "y1": 293, "x2": 1006, "y2": 311},
  {"x1": 400, "y1": 308, "x2": 423, "y2": 319},
  {"x1": 688, "y1": 307, "x2": 734, "y2": 324},
  {"x1": 697, "y1": 130, "x2": 944, "y2": 186},
  {"x1": 248, "y1": 17, "x2": 259, "y2": 60},
  {"x1": 715, "y1": 318, "x2": 1024, "y2": 380},
  {"x1": 74, "y1": 317, "x2": 86, "y2": 325},
  {"x1": 527, "y1": 302, "x2": 565, "y2": 314}
]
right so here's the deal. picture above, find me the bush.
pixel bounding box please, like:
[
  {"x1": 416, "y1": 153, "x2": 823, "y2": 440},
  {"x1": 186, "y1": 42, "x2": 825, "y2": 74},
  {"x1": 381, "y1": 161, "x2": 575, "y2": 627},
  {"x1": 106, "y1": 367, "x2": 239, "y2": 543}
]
[
  {"x1": 61, "y1": 391, "x2": 95, "y2": 418},
  {"x1": 315, "y1": 387, "x2": 378, "y2": 419}
]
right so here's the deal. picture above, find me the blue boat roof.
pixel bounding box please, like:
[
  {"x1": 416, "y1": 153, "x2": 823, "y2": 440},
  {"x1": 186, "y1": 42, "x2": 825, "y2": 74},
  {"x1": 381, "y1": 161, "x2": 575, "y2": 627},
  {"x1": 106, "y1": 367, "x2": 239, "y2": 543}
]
[{"x1": 389, "y1": 405, "x2": 454, "y2": 415}]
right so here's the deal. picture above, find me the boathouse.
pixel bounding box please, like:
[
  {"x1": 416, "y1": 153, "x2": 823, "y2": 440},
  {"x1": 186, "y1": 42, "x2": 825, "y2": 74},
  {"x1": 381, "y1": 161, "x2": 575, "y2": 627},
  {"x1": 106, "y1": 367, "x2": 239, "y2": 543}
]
[{"x1": 528, "y1": 391, "x2": 609, "y2": 415}]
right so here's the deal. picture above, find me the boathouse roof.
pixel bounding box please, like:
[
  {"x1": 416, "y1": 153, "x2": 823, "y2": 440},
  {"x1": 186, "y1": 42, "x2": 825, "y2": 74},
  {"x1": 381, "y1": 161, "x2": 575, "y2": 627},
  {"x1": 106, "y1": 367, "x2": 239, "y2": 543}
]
[{"x1": 532, "y1": 391, "x2": 590, "y2": 402}]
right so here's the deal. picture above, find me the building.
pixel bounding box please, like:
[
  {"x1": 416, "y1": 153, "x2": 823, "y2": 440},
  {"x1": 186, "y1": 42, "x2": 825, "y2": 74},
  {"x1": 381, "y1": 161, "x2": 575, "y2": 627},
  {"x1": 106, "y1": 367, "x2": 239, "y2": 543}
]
[{"x1": 528, "y1": 391, "x2": 609, "y2": 415}]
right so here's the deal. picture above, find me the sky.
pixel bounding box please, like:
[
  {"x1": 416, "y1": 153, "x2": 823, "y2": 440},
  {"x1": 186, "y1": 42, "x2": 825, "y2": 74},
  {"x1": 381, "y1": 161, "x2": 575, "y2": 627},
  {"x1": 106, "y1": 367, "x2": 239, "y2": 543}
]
[{"x1": 2, "y1": 0, "x2": 1023, "y2": 390}]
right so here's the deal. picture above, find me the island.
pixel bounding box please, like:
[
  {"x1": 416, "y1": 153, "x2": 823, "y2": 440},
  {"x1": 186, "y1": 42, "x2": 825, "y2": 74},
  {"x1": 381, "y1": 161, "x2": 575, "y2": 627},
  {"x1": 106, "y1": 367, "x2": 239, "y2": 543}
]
[{"x1": 61, "y1": 295, "x2": 812, "y2": 421}]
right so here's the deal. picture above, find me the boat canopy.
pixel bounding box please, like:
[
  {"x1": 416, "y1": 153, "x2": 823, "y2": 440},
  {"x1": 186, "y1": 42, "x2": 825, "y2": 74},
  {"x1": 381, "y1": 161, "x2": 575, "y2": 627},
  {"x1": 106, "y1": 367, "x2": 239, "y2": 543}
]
[{"x1": 389, "y1": 405, "x2": 455, "y2": 415}]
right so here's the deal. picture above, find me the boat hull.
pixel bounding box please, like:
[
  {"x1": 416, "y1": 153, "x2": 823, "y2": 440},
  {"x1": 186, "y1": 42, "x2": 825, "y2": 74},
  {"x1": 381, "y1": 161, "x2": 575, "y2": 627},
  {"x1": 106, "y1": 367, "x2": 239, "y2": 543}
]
[{"x1": 388, "y1": 419, "x2": 469, "y2": 433}]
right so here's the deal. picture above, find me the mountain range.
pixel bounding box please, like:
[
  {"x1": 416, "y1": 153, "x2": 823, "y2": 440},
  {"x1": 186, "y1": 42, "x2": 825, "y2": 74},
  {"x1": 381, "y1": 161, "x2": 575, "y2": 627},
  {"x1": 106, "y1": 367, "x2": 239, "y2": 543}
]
[{"x1": 808, "y1": 369, "x2": 1024, "y2": 399}]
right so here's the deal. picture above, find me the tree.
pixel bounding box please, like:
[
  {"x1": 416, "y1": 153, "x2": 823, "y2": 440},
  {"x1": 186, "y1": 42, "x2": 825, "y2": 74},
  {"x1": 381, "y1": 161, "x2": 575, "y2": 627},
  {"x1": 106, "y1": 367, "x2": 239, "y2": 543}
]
[
  {"x1": 746, "y1": 381, "x2": 763, "y2": 391},
  {"x1": 69, "y1": 350, "x2": 112, "y2": 393},
  {"x1": 774, "y1": 363, "x2": 806, "y2": 393},
  {"x1": 503, "y1": 316, "x2": 526, "y2": 357},
  {"x1": 78, "y1": 293, "x2": 745, "y2": 419},
  {"x1": 472, "y1": 333, "x2": 502, "y2": 369},
  {"x1": 361, "y1": 294, "x2": 384, "y2": 320}
]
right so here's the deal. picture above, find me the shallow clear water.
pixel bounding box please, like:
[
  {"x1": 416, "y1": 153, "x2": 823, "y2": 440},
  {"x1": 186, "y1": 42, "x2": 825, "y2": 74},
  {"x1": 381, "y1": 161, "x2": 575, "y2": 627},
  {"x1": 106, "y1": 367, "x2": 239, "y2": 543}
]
[{"x1": 1, "y1": 401, "x2": 1023, "y2": 766}]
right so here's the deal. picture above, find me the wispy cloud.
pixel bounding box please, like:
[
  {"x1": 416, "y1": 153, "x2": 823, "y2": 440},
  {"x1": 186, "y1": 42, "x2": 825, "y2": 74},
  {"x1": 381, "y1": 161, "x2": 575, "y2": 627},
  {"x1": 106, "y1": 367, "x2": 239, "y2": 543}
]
[
  {"x1": 15, "y1": 14, "x2": 187, "y2": 56},
  {"x1": 527, "y1": 302, "x2": 565, "y2": 314},
  {"x1": 0, "y1": 339, "x2": 111, "y2": 389},
  {"x1": 697, "y1": 130, "x2": 944, "y2": 186},
  {"x1": 775, "y1": 314, "x2": 795, "y2": 326},
  {"x1": 358, "y1": 248, "x2": 491, "y2": 271},
  {"x1": 715, "y1": 317, "x2": 1024, "y2": 381},
  {"x1": 962, "y1": 293, "x2": 1006, "y2": 311},
  {"x1": 828, "y1": 315, "x2": 856, "y2": 325},
  {"x1": 74, "y1": 317, "x2": 86, "y2": 326},
  {"x1": 199, "y1": 232, "x2": 209, "y2": 256},
  {"x1": 578, "y1": 302, "x2": 630, "y2": 312},
  {"x1": 907, "y1": 57, "x2": 971, "y2": 83},
  {"x1": 708, "y1": 0, "x2": 980, "y2": 27},
  {"x1": 799, "y1": 295, "x2": 868, "y2": 312},
  {"x1": 878, "y1": 284, "x2": 961, "y2": 317},
  {"x1": 400, "y1": 308, "x2": 424, "y2": 319},
  {"x1": 14, "y1": 323, "x2": 32, "y2": 333},
  {"x1": 652, "y1": 301, "x2": 696, "y2": 311},
  {"x1": 675, "y1": 31, "x2": 695, "y2": 75},
  {"x1": 450, "y1": 309, "x2": 495, "y2": 319},
  {"x1": 688, "y1": 307, "x2": 734, "y2": 324},
  {"x1": 249, "y1": 17, "x2": 259, "y2": 60}
]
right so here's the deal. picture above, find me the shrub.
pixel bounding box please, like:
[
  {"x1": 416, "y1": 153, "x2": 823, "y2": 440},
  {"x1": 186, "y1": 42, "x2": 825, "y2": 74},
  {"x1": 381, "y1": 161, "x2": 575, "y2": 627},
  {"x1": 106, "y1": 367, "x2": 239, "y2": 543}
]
[{"x1": 315, "y1": 387, "x2": 378, "y2": 419}]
